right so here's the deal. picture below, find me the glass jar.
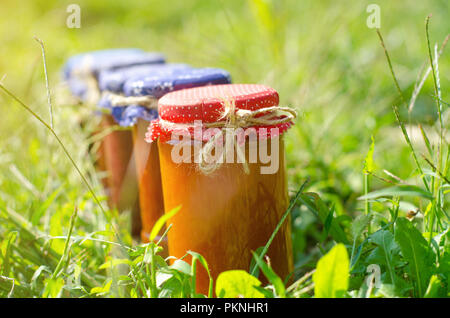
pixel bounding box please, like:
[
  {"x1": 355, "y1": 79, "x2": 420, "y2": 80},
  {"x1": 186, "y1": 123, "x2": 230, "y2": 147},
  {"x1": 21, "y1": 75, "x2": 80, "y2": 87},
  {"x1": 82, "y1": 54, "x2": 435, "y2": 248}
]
[
  {"x1": 132, "y1": 118, "x2": 165, "y2": 242},
  {"x1": 121, "y1": 67, "x2": 232, "y2": 242},
  {"x1": 147, "y1": 84, "x2": 295, "y2": 295},
  {"x1": 98, "y1": 114, "x2": 137, "y2": 208},
  {"x1": 62, "y1": 49, "x2": 166, "y2": 237}
]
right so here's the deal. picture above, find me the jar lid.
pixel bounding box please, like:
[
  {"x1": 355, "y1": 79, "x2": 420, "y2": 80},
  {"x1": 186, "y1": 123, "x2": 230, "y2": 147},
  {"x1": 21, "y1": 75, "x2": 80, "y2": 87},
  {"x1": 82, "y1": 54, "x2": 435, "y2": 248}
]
[
  {"x1": 98, "y1": 64, "x2": 192, "y2": 126},
  {"x1": 63, "y1": 48, "x2": 166, "y2": 79},
  {"x1": 123, "y1": 67, "x2": 231, "y2": 99},
  {"x1": 63, "y1": 49, "x2": 165, "y2": 101},
  {"x1": 98, "y1": 63, "x2": 191, "y2": 93},
  {"x1": 110, "y1": 106, "x2": 158, "y2": 127},
  {"x1": 158, "y1": 83, "x2": 279, "y2": 124},
  {"x1": 147, "y1": 84, "x2": 295, "y2": 143},
  {"x1": 98, "y1": 66, "x2": 230, "y2": 127}
]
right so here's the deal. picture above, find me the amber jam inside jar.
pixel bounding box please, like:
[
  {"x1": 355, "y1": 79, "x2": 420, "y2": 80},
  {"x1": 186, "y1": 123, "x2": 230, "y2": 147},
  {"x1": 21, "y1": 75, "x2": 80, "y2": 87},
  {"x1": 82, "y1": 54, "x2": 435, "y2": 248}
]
[
  {"x1": 99, "y1": 114, "x2": 139, "y2": 230},
  {"x1": 158, "y1": 138, "x2": 293, "y2": 294},
  {"x1": 147, "y1": 84, "x2": 295, "y2": 295},
  {"x1": 132, "y1": 118, "x2": 165, "y2": 245}
]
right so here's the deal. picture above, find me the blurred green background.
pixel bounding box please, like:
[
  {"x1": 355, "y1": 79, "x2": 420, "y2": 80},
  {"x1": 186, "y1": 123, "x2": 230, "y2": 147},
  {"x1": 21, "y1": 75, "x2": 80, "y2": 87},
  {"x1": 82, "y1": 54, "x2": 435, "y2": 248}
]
[{"x1": 0, "y1": 0, "x2": 448, "y2": 286}]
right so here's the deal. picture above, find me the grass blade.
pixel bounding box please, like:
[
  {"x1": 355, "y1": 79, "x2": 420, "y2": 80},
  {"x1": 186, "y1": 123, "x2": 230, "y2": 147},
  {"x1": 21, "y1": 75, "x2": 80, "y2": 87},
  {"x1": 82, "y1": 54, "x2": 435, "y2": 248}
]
[
  {"x1": 250, "y1": 179, "x2": 309, "y2": 276},
  {"x1": 358, "y1": 184, "x2": 433, "y2": 201},
  {"x1": 376, "y1": 29, "x2": 407, "y2": 108},
  {"x1": 34, "y1": 37, "x2": 54, "y2": 129}
]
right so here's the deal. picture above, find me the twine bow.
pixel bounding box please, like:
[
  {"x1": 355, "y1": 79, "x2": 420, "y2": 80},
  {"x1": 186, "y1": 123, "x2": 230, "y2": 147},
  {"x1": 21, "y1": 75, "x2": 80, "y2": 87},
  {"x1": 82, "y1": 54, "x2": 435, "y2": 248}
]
[{"x1": 196, "y1": 98, "x2": 297, "y2": 175}]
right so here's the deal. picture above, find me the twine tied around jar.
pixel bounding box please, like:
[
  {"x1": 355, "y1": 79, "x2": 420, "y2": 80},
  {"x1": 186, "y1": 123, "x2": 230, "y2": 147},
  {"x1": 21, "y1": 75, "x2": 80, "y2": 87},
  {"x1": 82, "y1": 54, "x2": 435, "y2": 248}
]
[
  {"x1": 70, "y1": 55, "x2": 101, "y2": 105},
  {"x1": 104, "y1": 92, "x2": 159, "y2": 109},
  {"x1": 196, "y1": 98, "x2": 297, "y2": 175}
]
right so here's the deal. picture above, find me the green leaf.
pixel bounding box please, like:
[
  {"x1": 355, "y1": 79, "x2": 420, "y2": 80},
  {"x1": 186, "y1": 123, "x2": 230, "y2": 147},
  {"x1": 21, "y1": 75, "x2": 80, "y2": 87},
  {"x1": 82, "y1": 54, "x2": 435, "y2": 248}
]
[
  {"x1": 156, "y1": 272, "x2": 173, "y2": 287},
  {"x1": 249, "y1": 246, "x2": 264, "y2": 278},
  {"x1": 90, "y1": 280, "x2": 112, "y2": 295},
  {"x1": 363, "y1": 135, "x2": 375, "y2": 174},
  {"x1": 366, "y1": 230, "x2": 400, "y2": 286},
  {"x1": 439, "y1": 251, "x2": 450, "y2": 272},
  {"x1": 169, "y1": 259, "x2": 192, "y2": 276},
  {"x1": 320, "y1": 205, "x2": 335, "y2": 242},
  {"x1": 313, "y1": 244, "x2": 349, "y2": 298},
  {"x1": 437, "y1": 249, "x2": 450, "y2": 291},
  {"x1": 251, "y1": 251, "x2": 286, "y2": 297},
  {"x1": 394, "y1": 218, "x2": 436, "y2": 297},
  {"x1": 351, "y1": 214, "x2": 372, "y2": 239},
  {"x1": 358, "y1": 185, "x2": 433, "y2": 201},
  {"x1": 215, "y1": 270, "x2": 265, "y2": 298},
  {"x1": 374, "y1": 284, "x2": 397, "y2": 298},
  {"x1": 438, "y1": 251, "x2": 450, "y2": 296},
  {"x1": 253, "y1": 285, "x2": 275, "y2": 298},
  {"x1": 424, "y1": 275, "x2": 446, "y2": 298},
  {"x1": 42, "y1": 277, "x2": 65, "y2": 298},
  {"x1": 350, "y1": 240, "x2": 366, "y2": 270},
  {"x1": 0, "y1": 231, "x2": 18, "y2": 277},
  {"x1": 187, "y1": 251, "x2": 213, "y2": 298},
  {"x1": 299, "y1": 193, "x2": 349, "y2": 244},
  {"x1": 149, "y1": 205, "x2": 181, "y2": 242},
  {"x1": 159, "y1": 276, "x2": 183, "y2": 298},
  {"x1": 98, "y1": 258, "x2": 130, "y2": 270}
]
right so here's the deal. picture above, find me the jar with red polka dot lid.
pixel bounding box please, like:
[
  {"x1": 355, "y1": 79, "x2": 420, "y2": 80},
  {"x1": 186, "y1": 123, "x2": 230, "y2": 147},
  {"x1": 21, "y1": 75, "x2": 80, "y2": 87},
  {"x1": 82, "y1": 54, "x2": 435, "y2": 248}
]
[{"x1": 146, "y1": 83, "x2": 297, "y2": 295}]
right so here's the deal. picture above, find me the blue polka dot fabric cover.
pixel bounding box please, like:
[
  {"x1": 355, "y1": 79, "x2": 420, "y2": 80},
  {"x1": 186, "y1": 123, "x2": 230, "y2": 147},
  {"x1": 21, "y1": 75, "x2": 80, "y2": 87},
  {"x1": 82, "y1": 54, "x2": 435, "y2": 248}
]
[
  {"x1": 62, "y1": 48, "x2": 166, "y2": 101},
  {"x1": 124, "y1": 67, "x2": 232, "y2": 99},
  {"x1": 98, "y1": 64, "x2": 194, "y2": 126},
  {"x1": 98, "y1": 64, "x2": 191, "y2": 94},
  {"x1": 103, "y1": 67, "x2": 232, "y2": 127}
]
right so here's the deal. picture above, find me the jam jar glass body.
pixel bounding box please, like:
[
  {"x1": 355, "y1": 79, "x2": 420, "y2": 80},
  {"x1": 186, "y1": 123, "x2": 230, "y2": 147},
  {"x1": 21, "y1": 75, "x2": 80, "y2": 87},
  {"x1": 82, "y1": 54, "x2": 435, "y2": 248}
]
[{"x1": 147, "y1": 84, "x2": 295, "y2": 295}]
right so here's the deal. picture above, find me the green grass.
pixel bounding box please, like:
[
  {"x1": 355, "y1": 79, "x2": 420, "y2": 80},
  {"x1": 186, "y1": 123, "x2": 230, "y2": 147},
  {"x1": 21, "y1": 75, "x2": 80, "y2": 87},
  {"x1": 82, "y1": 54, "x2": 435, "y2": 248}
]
[{"x1": 0, "y1": 0, "x2": 449, "y2": 298}]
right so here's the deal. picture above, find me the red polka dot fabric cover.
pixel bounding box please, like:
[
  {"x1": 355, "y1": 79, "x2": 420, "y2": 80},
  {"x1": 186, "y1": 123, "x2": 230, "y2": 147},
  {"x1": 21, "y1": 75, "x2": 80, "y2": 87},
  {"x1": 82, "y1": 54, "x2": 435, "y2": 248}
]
[{"x1": 145, "y1": 84, "x2": 294, "y2": 143}]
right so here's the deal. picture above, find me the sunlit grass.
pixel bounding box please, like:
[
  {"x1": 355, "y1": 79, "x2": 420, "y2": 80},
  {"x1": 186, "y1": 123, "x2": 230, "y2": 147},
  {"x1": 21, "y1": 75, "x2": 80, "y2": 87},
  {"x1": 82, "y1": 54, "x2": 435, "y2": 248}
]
[{"x1": 0, "y1": 0, "x2": 448, "y2": 298}]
